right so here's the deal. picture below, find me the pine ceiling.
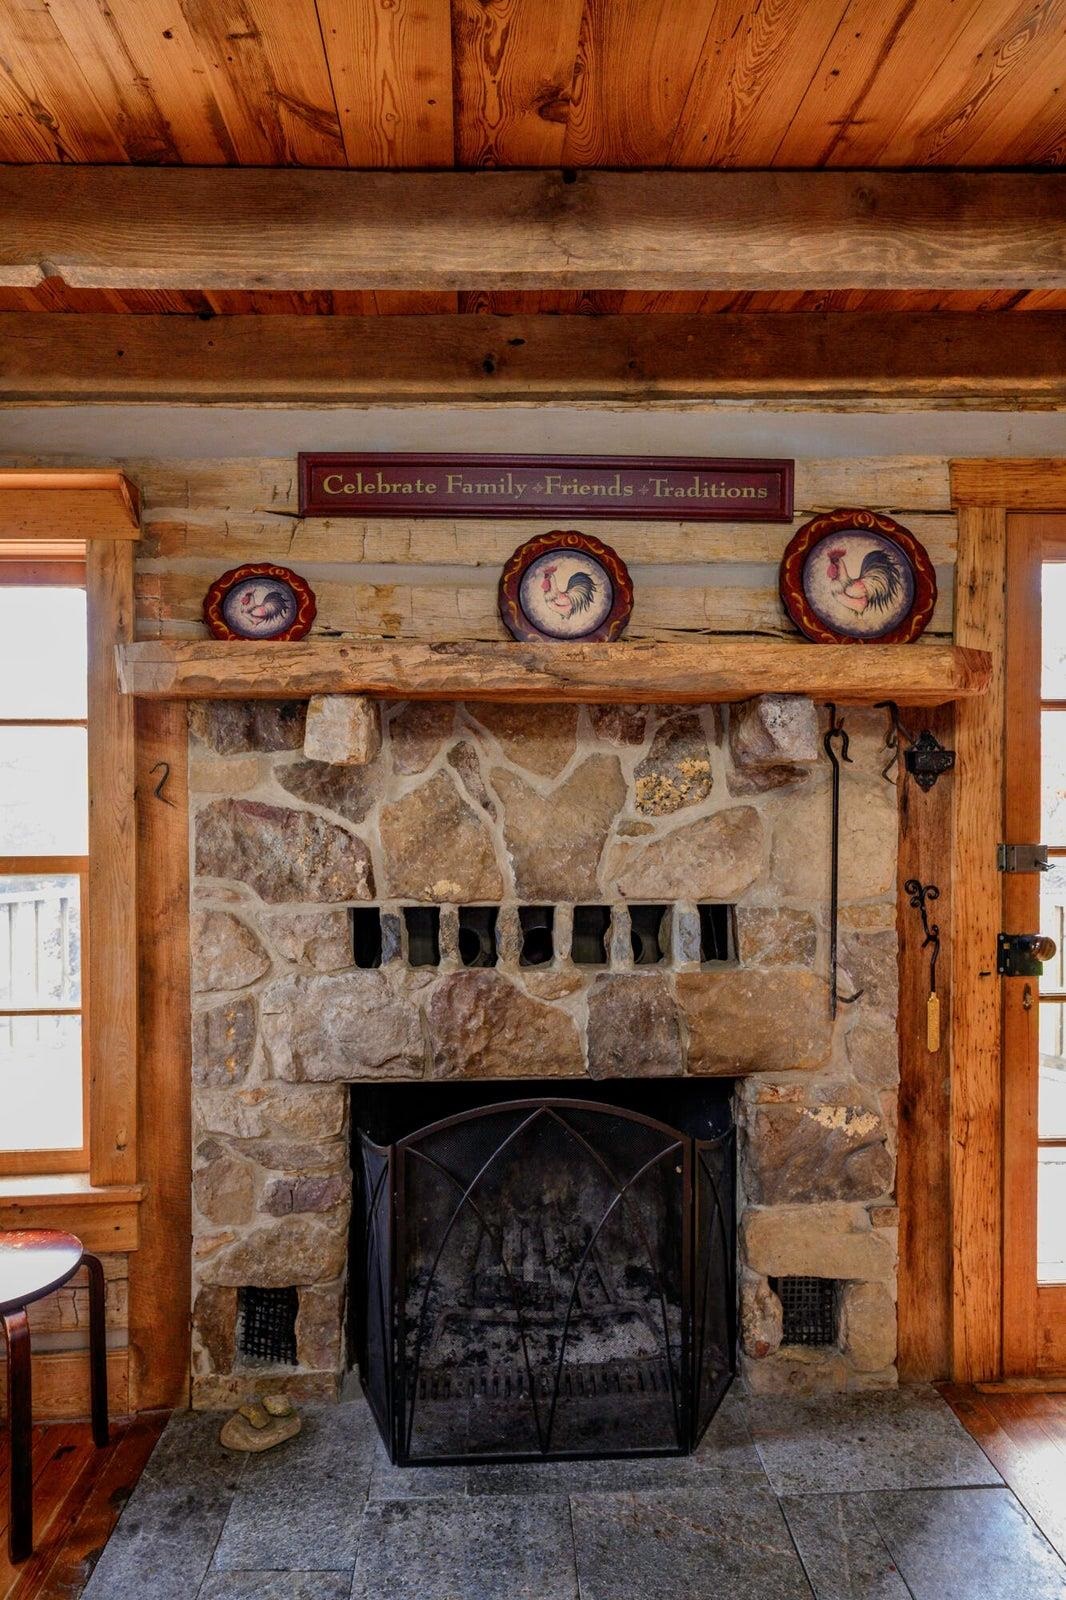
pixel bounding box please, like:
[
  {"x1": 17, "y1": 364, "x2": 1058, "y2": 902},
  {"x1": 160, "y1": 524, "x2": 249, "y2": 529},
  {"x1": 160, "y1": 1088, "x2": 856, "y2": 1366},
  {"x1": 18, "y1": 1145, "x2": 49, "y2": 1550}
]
[{"x1": 1, "y1": 0, "x2": 1064, "y2": 316}]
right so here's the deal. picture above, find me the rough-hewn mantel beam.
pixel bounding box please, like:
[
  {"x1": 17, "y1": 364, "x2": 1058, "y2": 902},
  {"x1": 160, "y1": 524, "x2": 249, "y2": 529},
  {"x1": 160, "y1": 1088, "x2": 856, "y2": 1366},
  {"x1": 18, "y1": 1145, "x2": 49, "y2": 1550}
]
[
  {"x1": 2, "y1": 312, "x2": 1065, "y2": 407},
  {"x1": 1, "y1": 167, "x2": 1064, "y2": 292}
]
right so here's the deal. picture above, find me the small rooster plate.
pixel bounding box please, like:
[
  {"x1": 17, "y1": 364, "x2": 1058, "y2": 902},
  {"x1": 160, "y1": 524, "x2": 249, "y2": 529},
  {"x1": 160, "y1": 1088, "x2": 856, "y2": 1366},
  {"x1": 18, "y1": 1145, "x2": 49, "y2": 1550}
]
[
  {"x1": 779, "y1": 509, "x2": 937, "y2": 644},
  {"x1": 203, "y1": 563, "x2": 317, "y2": 642},
  {"x1": 499, "y1": 532, "x2": 633, "y2": 643}
]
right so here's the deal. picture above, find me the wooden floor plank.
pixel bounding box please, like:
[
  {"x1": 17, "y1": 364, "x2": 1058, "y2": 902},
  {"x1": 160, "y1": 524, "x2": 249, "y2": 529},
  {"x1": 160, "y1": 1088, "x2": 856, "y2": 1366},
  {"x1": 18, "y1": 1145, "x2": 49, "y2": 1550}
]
[
  {"x1": 0, "y1": 1416, "x2": 165, "y2": 1600},
  {"x1": 944, "y1": 1383, "x2": 1066, "y2": 1565}
]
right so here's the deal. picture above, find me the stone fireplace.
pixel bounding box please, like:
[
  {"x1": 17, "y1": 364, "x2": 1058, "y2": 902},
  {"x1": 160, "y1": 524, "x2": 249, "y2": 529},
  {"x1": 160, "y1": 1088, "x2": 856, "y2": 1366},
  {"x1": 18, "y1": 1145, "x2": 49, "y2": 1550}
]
[{"x1": 188, "y1": 693, "x2": 899, "y2": 1414}]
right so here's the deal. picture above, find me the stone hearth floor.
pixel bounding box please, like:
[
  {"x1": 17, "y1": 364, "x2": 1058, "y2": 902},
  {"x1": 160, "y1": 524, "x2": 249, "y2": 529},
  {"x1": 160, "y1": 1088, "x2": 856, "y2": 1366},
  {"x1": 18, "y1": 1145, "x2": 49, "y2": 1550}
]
[{"x1": 80, "y1": 1384, "x2": 1066, "y2": 1600}]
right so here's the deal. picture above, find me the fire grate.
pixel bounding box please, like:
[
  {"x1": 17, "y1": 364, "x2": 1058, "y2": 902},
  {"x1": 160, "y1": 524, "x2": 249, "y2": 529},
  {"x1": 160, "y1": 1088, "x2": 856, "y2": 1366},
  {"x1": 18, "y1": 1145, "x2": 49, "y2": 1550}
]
[
  {"x1": 351, "y1": 1080, "x2": 736, "y2": 1465},
  {"x1": 772, "y1": 1275, "x2": 838, "y2": 1347},
  {"x1": 237, "y1": 1286, "x2": 298, "y2": 1365}
]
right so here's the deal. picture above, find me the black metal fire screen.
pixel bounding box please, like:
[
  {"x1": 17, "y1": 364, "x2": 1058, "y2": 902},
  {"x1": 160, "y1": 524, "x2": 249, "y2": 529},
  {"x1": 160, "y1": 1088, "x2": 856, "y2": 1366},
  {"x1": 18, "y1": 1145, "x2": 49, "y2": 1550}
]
[{"x1": 351, "y1": 1080, "x2": 735, "y2": 1465}]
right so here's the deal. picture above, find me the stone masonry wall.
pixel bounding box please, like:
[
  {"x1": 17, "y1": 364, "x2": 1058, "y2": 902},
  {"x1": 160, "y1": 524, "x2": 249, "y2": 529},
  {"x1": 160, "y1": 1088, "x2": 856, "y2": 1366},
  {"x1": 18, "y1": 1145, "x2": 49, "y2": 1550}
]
[{"x1": 188, "y1": 695, "x2": 900, "y2": 1409}]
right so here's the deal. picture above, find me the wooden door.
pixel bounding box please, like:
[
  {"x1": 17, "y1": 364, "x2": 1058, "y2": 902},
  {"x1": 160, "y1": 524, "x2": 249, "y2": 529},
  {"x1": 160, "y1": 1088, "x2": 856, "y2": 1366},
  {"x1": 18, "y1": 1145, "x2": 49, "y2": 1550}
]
[{"x1": 1003, "y1": 514, "x2": 1066, "y2": 1376}]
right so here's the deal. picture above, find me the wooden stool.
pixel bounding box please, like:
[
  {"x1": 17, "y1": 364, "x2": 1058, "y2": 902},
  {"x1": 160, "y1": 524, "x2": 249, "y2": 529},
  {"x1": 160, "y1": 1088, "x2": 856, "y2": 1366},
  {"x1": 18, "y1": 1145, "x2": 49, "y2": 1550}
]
[{"x1": 0, "y1": 1229, "x2": 109, "y2": 1563}]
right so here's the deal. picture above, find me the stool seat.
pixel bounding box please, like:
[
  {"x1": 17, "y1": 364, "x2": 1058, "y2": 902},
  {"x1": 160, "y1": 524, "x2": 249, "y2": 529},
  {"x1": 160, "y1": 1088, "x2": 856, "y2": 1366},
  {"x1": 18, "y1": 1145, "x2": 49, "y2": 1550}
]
[
  {"x1": 0, "y1": 1226, "x2": 109, "y2": 1565},
  {"x1": 0, "y1": 1229, "x2": 85, "y2": 1315}
]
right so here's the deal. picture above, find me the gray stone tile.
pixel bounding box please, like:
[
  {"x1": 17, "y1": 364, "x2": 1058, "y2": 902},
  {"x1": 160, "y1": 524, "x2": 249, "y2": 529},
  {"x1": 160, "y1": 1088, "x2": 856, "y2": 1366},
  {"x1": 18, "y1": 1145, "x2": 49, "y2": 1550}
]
[
  {"x1": 368, "y1": 1443, "x2": 470, "y2": 1499},
  {"x1": 351, "y1": 1494, "x2": 578, "y2": 1600},
  {"x1": 693, "y1": 1386, "x2": 763, "y2": 1471},
  {"x1": 211, "y1": 1403, "x2": 377, "y2": 1572},
  {"x1": 83, "y1": 1412, "x2": 246, "y2": 1600},
  {"x1": 868, "y1": 1487, "x2": 1066, "y2": 1600},
  {"x1": 571, "y1": 1482, "x2": 814, "y2": 1600},
  {"x1": 749, "y1": 1384, "x2": 1004, "y2": 1495},
  {"x1": 781, "y1": 1494, "x2": 911, "y2": 1600},
  {"x1": 467, "y1": 1454, "x2": 766, "y2": 1496},
  {"x1": 199, "y1": 1575, "x2": 352, "y2": 1600}
]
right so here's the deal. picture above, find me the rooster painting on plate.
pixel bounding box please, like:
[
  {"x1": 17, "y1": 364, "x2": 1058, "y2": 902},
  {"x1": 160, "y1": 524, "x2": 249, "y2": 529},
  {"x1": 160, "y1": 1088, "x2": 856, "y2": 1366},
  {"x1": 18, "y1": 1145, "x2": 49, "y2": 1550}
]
[{"x1": 825, "y1": 543, "x2": 905, "y2": 618}]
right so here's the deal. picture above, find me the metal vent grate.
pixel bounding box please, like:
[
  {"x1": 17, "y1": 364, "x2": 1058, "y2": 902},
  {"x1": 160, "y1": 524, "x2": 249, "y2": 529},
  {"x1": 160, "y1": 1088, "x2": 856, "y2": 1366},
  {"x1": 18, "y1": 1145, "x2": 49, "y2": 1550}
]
[
  {"x1": 237, "y1": 1286, "x2": 298, "y2": 1365},
  {"x1": 771, "y1": 1276, "x2": 837, "y2": 1347}
]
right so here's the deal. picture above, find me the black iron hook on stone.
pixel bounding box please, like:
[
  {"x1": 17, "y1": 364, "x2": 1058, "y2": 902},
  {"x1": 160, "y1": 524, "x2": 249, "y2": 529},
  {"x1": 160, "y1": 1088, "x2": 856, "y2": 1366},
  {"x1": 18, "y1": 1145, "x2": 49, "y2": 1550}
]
[{"x1": 824, "y1": 704, "x2": 865, "y2": 1019}]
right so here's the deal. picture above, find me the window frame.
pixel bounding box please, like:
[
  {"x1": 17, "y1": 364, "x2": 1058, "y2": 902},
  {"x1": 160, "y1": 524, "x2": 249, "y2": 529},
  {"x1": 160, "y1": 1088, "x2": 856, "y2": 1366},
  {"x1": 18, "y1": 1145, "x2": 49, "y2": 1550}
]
[{"x1": 0, "y1": 555, "x2": 91, "y2": 1172}]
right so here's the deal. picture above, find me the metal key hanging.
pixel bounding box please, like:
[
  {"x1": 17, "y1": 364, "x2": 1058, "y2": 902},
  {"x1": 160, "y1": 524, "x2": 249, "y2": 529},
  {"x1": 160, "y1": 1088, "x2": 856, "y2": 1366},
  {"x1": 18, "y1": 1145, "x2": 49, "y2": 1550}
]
[
  {"x1": 904, "y1": 878, "x2": 941, "y2": 1051},
  {"x1": 824, "y1": 704, "x2": 864, "y2": 1020}
]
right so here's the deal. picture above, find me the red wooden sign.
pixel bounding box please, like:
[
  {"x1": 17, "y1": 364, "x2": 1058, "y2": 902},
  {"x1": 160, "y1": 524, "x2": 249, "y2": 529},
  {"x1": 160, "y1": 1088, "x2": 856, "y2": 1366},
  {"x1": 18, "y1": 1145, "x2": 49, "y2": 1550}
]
[{"x1": 298, "y1": 453, "x2": 793, "y2": 522}]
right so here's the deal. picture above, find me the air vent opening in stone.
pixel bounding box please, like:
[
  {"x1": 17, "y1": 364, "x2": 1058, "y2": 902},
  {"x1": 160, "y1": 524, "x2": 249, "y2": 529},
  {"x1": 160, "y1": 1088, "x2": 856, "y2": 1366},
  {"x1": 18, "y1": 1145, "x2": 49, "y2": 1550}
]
[
  {"x1": 519, "y1": 905, "x2": 554, "y2": 967},
  {"x1": 770, "y1": 1276, "x2": 839, "y2": 1348},
  {"x1": 404, "y1": 906, "x2": 441, "y2": 967},
  {"x1": 572, "y1": 905, "x2": 611, "y2": 966},
  {"x1": 458, "y1": 906, "x2": 498, "y2": 968},
  {"x1": 698, "y1": 904, "x2": 735, "y2": 964},
  {"x1": 351, "y1": 907, "x2": 383, "y2": 969},
  {"x1": 630, "y1": 904, "x2": 669, "y2": 966},
  {"x1": 236, "y1": 1286, "x2": 298, "y2": 1366}
]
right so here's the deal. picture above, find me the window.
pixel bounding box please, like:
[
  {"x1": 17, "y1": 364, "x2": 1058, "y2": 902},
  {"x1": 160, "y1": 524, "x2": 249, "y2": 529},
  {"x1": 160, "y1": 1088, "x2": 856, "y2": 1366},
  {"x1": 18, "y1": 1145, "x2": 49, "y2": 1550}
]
[{"x1": 0, "y1": 566, "x2": 89, "y2": 1172}]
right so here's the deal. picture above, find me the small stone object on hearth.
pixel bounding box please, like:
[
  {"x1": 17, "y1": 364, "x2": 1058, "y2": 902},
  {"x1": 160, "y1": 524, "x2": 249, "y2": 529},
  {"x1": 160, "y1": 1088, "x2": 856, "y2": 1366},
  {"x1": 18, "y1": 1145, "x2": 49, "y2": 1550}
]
[{"x1": 219, "y1": 1394, "x2": 302, "y2": 1452}]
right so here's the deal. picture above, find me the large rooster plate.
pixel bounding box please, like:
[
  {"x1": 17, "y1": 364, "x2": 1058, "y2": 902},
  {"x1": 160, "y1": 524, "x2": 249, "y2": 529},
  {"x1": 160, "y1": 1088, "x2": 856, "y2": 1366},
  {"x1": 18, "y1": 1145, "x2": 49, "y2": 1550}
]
[
  {"x1": 779, "y1": 509, "x2": 936, "y2": 644},
  {"x1": 499, "y1": 532, "x2": 633, "y2": 643},
  {"x1": 203, "y1": 563, "x2": 317, "y2": 642}
]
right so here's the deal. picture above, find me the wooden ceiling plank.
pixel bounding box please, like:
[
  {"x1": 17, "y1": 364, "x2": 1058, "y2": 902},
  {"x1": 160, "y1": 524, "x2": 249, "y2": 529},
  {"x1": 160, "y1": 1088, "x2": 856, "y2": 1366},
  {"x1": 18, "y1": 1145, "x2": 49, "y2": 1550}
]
[
  {"x1": 813, "y1": 0, "x2": 997, "y2": 166},
  {"x1": 315, "y1": 0, "x2": 454, "y2": 166},
  {"x1": 560, "y1": 0, "x2": 719, "y2": 167},
  {"x1": 174, "y1": 0, "x2": 345, "y2": 167},
  {"x1": 875, "y1": 0, "x2": 1066, "y2": 166},
  {"x1": 934, "y1": 25, "x2": 1066, "y2": 166},
  {"x1": 452, "y1": 0, "x2": 587, "y2": 168},
  {"x1": 3, "y1": 166, "x2": 1065, "y2": 293},
  {"x1": 0, "y1": 0, "x2": 130, "y2": 162},
  {"x1": 667, "y1": 0, "x2": 849, "y2": 168},
  {"x1": 3, "y1": 309, "x2": 1066, "y2": 405}
]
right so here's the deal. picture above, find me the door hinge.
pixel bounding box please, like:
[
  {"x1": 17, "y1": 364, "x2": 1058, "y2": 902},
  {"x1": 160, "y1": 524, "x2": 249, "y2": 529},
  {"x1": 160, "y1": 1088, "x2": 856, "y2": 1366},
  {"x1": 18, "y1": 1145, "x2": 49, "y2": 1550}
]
[{"x1": 997, "y1": 843, "x2": 1050, "y2": 874}]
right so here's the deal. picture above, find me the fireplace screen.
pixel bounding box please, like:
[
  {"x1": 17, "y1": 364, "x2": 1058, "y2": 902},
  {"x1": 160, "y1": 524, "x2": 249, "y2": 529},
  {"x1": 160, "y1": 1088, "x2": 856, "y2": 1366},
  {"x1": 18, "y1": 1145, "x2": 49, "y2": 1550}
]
[{"x1": 351, "y1": 1081, "x2": 735, "y2": 1465}]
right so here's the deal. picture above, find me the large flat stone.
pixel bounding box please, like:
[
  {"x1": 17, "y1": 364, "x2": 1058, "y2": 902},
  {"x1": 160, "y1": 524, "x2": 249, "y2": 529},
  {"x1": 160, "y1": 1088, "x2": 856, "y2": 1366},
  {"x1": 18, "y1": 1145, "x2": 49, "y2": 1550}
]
[
  {"x1": 467, "y1": 701, "x2": 579, "y2": 778},
  {"x1": 428, "y1": 970, "x2": 583, "y2": 1079},
  {"x1": 730, "y1": 695, "x2": 820, "y2": 769},
  {"x1": 192, "y1": 910, "x2": 272, "y2": 992},
  {"x1": 192, "y1": 996, "x2": 257, "y2": 1089},
  {"x1": 352, "y1": 1494, "x2": 579, "y2": 1600},
  {"x1": 633, "y1": 713, "x2": 712, "y2": 815},
  {"x1": 735, "y1": 906, "x2": 817, "y2": 967},
  {"x1": 380, "y1": 770, "x2": 503, "y2": 901},
  {"x1": 840, "y1": 1280, "x2": 898, "y2": 1372},
  {"x1": 748, "y1": 1386, "x2": 1002, "y2": 1495},
  {"x1": 866, "y1": 1486, "x2": 1066, "y2": 1600},
  {"x1": 679, "y1": 968, "x2": 832, "y2": 1074},
  {"x1": 389, "y1": 702, "x2": 455, "y2": 774},
  {"x1": 770, "y1": 778, "x2": 898, "y2": 903},
  {"x1": 743, "y1": 1092, "x2": 895, "y2": 1204},
  {"x1": 303, "y1": 694, "x2": 380, "y2": 766},
  {"x1": 259, "y1": 909, "x2": 354, "y2": 972},
  {"x1": 571, "y1": 1483, "x2": 811, "y2": 1600},
  {"x1": 196, "y1": 1084, "x2": 347, "y2": 1141},
  {"x1": 212, "y1": 1403, "x2": 376, "y2": 1572},
  {"x1": 615, "y1": 806, "x2": 764, "y2": 902},
  {"x1": 196, "y1": 799, "x2": 373, "y2": 902},
  {"x1": 780, "y1": 1493, "x2": 911, "y2": 1600},
  {"x1": 190, "y1": 701, "x2": 307, "y2": 754},
  {"x1": 201, "y1": 1217, "x2": 348, "y2": 1288},
  {"x1": 741, "y1": 1202, "x2": 897, "y2": 1282},
  {"x1": 276, "y1": 758, "x2": 380, "y2": 825},
  {"x1": 261, "y1": 971, "x2": 423, "y2": 1080},
  {"x1": 494, "y1": 755, "x2": 625, "y2": 900},
  {"x1": 200, "y1": 1576, "x2": 352, "y2": 1600},
  {"x1": 586, "y1": 973, "x2": 683, "y2": 1077}
]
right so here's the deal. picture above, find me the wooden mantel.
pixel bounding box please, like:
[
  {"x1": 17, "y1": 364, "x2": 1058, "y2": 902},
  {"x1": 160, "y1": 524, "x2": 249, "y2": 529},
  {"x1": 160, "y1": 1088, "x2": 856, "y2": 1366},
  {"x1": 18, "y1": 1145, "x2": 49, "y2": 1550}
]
[{"x1": 117, "y1": 638, "x2": 990, "y2": 706}]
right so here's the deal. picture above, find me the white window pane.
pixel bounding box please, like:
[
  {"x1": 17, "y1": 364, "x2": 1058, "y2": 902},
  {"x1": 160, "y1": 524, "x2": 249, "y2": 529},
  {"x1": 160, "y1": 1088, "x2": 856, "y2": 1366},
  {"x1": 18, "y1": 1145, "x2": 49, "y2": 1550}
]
[
  {"x1": 1039, "y1": 1005, "x2": 1066, "y2": 1138},
  {"x1": 0, "y1": 588, "x2": 86, "y2": 718},
  {"x1": 0, "y1": 727, "x2": 87, "y2": 854},
  {"x1": 1039, "y1": 860, "x2": 1066, "y2": 995},
  {"x1": 0, "y1": 1013, "x2": 83, "y2": 1151},
  {"x1": 1038, "y1": 1147, "x2": 1066, "y2": 1283},
  {"x1": 1042, "y1": 711, "x2": 1066, "y2": 847},
  {"x1": 1044, "y1": 564, "x2": 1066, "y2": 698},
  {"x1": 0, "y1": 875, "x2": 81, "y2": 1007}
]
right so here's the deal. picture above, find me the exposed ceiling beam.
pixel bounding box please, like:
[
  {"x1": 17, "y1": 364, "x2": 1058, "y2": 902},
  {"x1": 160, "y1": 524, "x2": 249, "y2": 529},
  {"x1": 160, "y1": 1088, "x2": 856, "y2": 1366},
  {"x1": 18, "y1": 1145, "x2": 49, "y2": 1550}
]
[
  {"x1": 1, "y1": 167, "x2": 1065, "y2": 293},
  {"x1": 1, "y1": 312, "x2": 1065, "y2": 407}
]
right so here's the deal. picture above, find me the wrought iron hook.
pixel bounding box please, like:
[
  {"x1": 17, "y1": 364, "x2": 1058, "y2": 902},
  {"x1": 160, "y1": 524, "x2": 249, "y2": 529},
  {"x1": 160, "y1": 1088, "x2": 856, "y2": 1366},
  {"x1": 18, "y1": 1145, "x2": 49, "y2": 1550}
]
[
  {"x1": 149, "y1": 760, "x2": 176, "y2": 807},
  {"x1": 824, "y1": 704, "x2": 865, "y2": 1018},
  {"x1": 904, "y1": 877, "x2": 941, "y2": 992}
]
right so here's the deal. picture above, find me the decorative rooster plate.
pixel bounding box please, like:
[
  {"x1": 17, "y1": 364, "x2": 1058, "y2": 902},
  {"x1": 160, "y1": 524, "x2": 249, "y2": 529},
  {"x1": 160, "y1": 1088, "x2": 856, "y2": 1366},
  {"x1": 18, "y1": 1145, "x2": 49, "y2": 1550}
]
[
  {"x1": 203, "y1": 563, "x2": 317, "y2": 642},
  {"x1": 499, "y1": 532, "x2": 633, "y2": 643},
  {"x1": 779, "y1": 509, "x2": 937, "y2": 644}
]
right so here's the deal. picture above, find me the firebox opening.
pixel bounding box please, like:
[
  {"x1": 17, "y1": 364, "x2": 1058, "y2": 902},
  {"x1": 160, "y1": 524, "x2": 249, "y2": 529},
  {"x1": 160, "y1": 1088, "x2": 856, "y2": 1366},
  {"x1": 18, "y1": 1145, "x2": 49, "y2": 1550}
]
[{"x1": 349, "y1": 1078, "x2": 736, "y2": 1466}]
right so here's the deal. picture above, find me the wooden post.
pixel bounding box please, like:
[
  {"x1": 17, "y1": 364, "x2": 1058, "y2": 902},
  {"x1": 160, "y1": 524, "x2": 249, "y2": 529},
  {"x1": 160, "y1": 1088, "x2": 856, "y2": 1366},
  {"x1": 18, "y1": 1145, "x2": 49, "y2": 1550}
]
[
  {"x1": 87, "y1": 540, "x2": 138, "y2": 1187},
  {"x1": 949, "y1": 503, "x2": 1008, "y2": 1381}
]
